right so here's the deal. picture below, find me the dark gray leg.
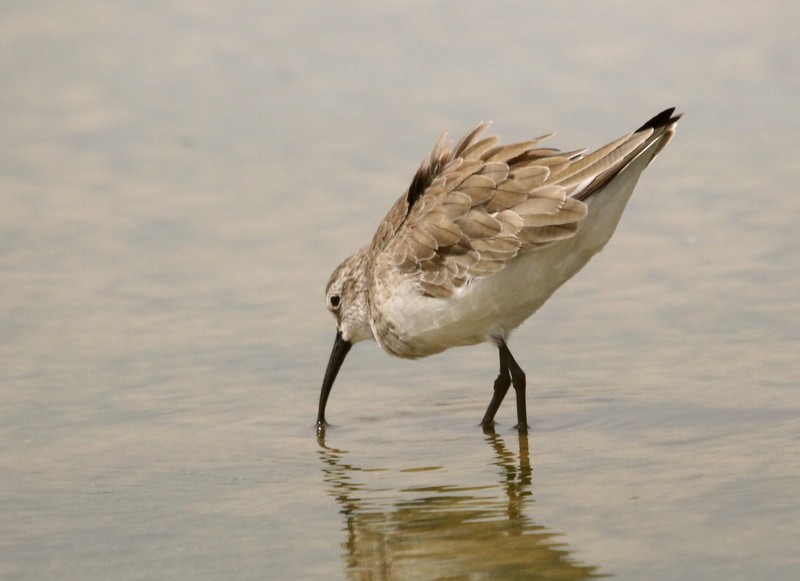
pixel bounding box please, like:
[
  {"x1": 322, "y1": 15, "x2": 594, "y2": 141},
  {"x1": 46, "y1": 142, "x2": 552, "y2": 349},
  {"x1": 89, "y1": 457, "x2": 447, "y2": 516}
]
[
  {"x1": 500, "y1": 342, "x2": 529, "y2": 431},
  {"x1": 481, "y1": 339, "x2": 528, "y2": 431},
  {"x1": 481, "y1": 347, "x2": 511, "y2": 429}
]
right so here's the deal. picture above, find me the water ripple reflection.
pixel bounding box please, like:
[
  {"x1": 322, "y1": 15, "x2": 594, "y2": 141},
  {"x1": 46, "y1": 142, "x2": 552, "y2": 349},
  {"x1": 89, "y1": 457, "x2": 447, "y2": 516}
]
[{"x1": 317, "y1": 431, "x2": 603, "y2": 580}]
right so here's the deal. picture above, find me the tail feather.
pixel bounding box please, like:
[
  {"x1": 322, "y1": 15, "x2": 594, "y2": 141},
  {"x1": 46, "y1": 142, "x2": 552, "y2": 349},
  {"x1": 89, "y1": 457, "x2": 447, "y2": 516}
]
[
  {"x1": 574, "y1": 108, "x2": 681, "y2": 201},
  {"x1": 636, "y1": 107, "x2": 682, "y2": 132}
]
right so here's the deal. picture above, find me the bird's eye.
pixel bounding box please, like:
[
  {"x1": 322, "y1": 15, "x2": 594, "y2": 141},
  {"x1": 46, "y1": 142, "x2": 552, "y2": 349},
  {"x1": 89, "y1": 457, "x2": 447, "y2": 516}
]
[{"x1": 329, "y1": 294, "x2": 341, "y2": 310}]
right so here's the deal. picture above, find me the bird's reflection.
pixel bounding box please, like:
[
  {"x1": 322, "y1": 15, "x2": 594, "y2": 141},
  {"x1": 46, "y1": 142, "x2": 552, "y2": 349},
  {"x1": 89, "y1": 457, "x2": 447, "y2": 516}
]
[{"x1": 317, "y1": 429, "x2": 603, "y2": 580}]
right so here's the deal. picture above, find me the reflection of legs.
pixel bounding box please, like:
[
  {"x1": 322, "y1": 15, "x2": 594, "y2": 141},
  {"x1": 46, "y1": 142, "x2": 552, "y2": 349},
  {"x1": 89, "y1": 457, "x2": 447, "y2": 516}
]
[
  {"x1": 482, "y1": 339, "x2": 528, "y2": 431},
  {"x1": 483, "y1": 430, "x2": 532, "y2": 522},
  {"x1": 516, "y1": 431, "x2": 531, "y2": 489}
]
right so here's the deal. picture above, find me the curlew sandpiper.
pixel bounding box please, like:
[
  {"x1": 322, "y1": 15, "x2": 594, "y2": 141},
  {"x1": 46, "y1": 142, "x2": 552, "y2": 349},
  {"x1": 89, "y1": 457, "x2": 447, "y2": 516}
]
[{"x1": 318, "y1": 108, "x2": 681, "y2": 432}]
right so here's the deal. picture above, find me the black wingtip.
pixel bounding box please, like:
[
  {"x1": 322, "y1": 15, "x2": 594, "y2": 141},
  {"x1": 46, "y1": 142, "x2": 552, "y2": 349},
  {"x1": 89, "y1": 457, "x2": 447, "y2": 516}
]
[{"x1": 636, "y1": 107, "x2": 682, "y2": 132}]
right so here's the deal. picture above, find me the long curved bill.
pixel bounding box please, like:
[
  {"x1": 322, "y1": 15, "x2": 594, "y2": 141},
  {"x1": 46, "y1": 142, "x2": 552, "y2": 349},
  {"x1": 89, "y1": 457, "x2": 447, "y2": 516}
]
[{"x1": 317, "y1": 330, "x2": 353, "y2": 427}]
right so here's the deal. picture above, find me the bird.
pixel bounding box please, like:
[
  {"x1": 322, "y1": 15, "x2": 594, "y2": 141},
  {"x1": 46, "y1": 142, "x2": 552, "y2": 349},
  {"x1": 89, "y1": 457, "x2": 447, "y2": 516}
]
[{"x1": 317, "y1": 108, "x2": 681, "y2": 432}]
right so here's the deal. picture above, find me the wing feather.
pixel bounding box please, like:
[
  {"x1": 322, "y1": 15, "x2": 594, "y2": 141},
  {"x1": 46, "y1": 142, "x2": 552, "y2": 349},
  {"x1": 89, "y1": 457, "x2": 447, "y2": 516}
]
[{"x1": 374, "y1": 115, "x2": 677, "y2": 298}]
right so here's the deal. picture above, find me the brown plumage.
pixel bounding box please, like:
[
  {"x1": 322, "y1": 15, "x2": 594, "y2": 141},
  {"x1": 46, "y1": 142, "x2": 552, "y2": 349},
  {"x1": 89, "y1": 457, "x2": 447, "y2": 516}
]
[{"x1": 372, "y1": 117, "x2": 669, "y2": 299}]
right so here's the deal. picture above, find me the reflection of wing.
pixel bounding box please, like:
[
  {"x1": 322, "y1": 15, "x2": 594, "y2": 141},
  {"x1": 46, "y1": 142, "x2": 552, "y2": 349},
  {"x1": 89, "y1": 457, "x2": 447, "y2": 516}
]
[{"x1": 372, "y1": 111, "x2": 675, "y2": 299}]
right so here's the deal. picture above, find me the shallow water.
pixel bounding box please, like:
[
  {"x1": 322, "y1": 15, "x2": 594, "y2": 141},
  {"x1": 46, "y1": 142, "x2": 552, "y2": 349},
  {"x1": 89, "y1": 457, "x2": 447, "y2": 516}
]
[{"x1": 2, "y1": 1, "x2": 799, "y2": 579}]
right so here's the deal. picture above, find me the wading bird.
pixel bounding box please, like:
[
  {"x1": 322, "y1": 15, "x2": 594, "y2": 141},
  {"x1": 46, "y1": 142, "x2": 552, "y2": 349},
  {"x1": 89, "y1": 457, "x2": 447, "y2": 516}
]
[{"x1": 318, "y1": 108, "x2": 680, "y2": 431}]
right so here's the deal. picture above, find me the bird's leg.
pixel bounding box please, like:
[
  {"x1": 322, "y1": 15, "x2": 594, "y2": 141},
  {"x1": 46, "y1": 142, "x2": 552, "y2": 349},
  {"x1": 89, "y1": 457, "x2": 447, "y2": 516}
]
[
  {"x1": 500, "y1": 341, "x2": 529, "y2": 432},
  {"x1": 481, "y1": 343, "x2": 512, "y2": 430}
]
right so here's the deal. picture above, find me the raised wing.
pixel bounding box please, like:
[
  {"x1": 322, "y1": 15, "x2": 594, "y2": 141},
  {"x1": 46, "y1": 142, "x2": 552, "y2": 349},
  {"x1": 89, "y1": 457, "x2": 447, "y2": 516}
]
[{"x1": 373, "y1": 109, "x2": 678, "y2": 299}]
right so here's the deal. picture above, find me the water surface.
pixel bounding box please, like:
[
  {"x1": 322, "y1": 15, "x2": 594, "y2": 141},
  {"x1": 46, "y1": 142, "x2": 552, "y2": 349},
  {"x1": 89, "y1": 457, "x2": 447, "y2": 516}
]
[{"x1": 2, "y1": 1, "x2": 799, "y2": 579}]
